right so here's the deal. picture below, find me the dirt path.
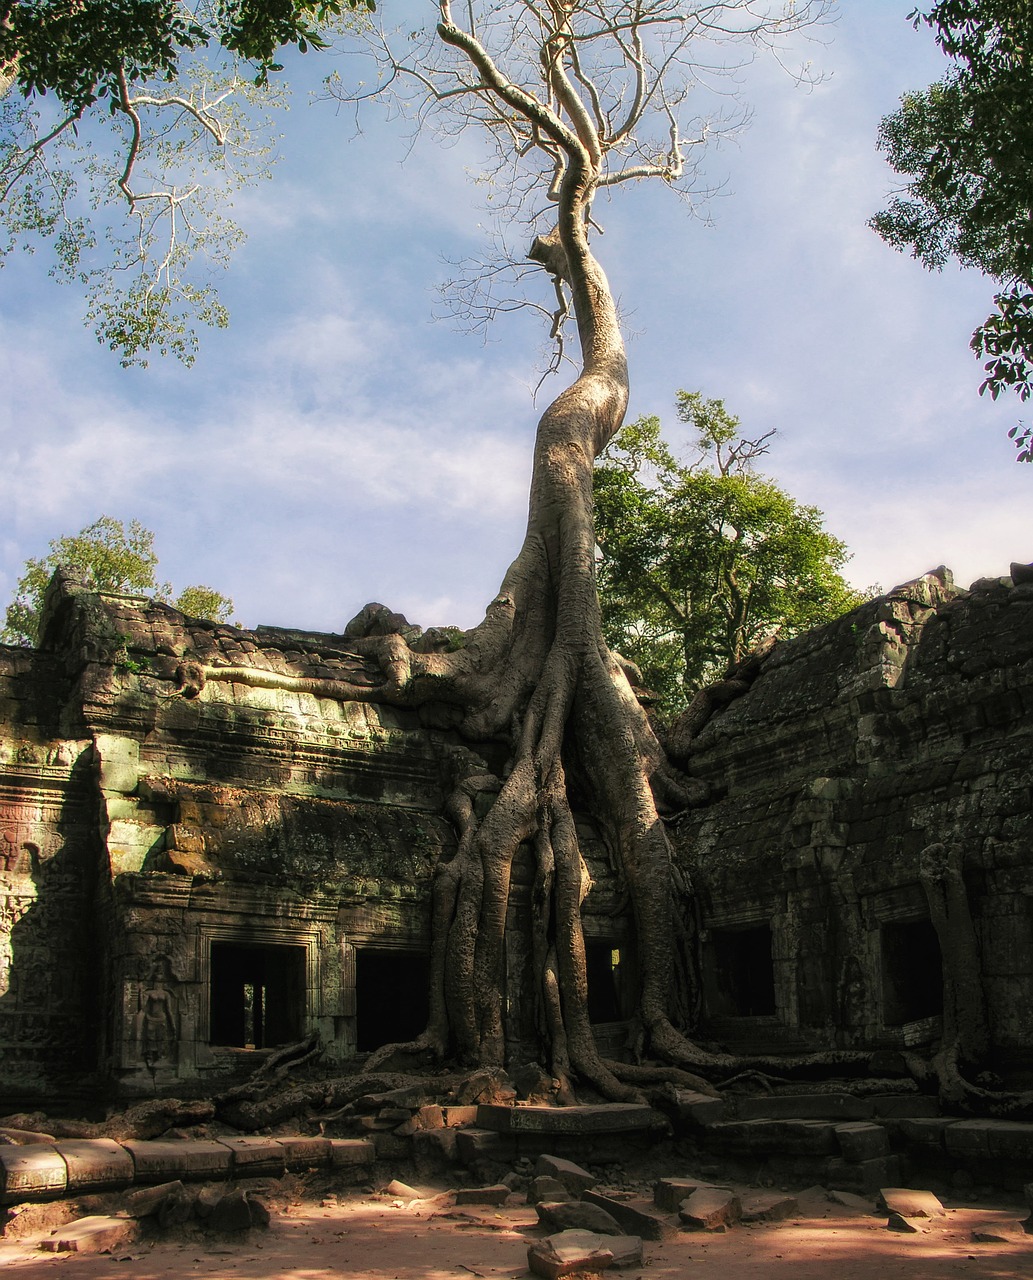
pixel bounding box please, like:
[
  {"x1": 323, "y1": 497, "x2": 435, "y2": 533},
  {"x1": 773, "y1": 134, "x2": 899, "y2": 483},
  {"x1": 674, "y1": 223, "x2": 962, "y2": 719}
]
[{"x1": 1, "y1": 1185, "x2": 1031, "y2": 1280}]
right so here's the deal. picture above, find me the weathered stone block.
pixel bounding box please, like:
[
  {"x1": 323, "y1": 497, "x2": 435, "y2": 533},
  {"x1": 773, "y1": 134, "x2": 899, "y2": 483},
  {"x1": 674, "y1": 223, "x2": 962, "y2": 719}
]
[
  {"x1": 39, "y1": 1215, "x2": 137, "y2": 1254},
  {"x1": 454, "y1": 1185, "x2": 510, "y2": 1206},
  {"x1": 738, "y1": 1094, "x2": 873, "y2": 1122},
  {"x1": 535, "y1": 1154, "x2": 596, "y2": 1194},
  {"x1": 835, "y1": 1122, "x2": 890, "y2": 1162},
  {"x1": 654, "y1": 1178, "x2": 702, "y2": 1212},
  {"x1": 477, "y1": 1104, "x2": 663, "y2": 1135},
  {"x1": 455, "y1": 1128, "x2": 508, "y2": 1165},
  {"x1": 442, "y1": 1106, "x2": 480, "y2": 1128},
  {"x1": 124, "y1": 1180, "x2": 186, "y2": 1218},
  {"x1": 898, "y1": 1118, "x2": 956, "y2": 1149},
  {"x1": 679, "y1": 1187, "x2": 742, "y2": 1231},
  {"x1": 122, "y1": 1140, "x2": 233, "y2": 1184},
  {"x1": 527, "y1": 1229, "x2": 615, "y2": 1279},
  {"x1": 328, "y1": 1138, "x2": 376, "y2": 1167},
  {"x1": 662, "y1": 1089, "x2": 726, "y2": 1128},
  {"x1": 581, "y1": 1190, "x2": 674, "y2": 1241},
  {"x1": 57, "y1": 1139, "x2": 134, "y2": 1192},
  {"x1": 217, "y1": 1136, "x2": 286, "y2": 1178},
  {"x1": 537, "y1": 1200, "x2": 624, "y2": 1235},
  {"x1": 528, "y1": 1176, "x2": 572, "y2": 1205},
  {"x1": 877, "y1": 1188, "x2": 945, "y2": 1218},
  {"x1": 827, "y1": 1156, "x2": 900, "y2": 1194},
  {"x1": 412, "y1": 1128, "x2": 459, "y2": 1175},
  {"x1": 0, "y1": 1143, "x2": 67, "y2": 1202},
  {"x1": 278, "y1": 1136, "x2": 332, "y2": 1171},
  {"x1": 740, "y1": 1192, "x2": 797, "y2": 1223}
]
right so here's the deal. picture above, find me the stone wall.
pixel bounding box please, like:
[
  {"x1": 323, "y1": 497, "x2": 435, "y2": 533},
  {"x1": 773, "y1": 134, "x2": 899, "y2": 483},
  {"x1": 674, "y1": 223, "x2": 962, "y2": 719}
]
[{"x1": 0, "y1": 563, "x2": 1031, "y2": 1102}]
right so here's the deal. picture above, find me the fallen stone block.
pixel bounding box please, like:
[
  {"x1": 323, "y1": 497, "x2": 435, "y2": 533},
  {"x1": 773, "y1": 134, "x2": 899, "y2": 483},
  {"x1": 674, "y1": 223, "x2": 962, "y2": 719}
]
[
  {"x1": 678, "y1": 1187, "x2": 742, "y2": 1231},
  {"x1": 528, "y1": 1175, "x2": 572, "y2": 1204},
  {"x1": 886, "y1": 1212, "x2": 920, "y2": 1233},
  {"x1": 417, "y1": 1104, "x2": 445, "y2": 1130},
  {"x1": 39, "y1": 1215, "x2": 136, "y2": 1254},
  {"x1": 654, "y1": 1178, "x2": 702, "y2": 1212},
  {"x1": 972, "y1": 1227, "x2": 1022, "y2": 1244},
  {"x1": 535, "y1": 1154, "x2": 597, "y2": 1193},
  {"x1": 0, "y1": 1143, "x2": 67, "y2": 1202},
  {"x1": 328, "y1": 1138, "x2": 376, "y2": 1167},
  {"x1": 124, "y1": 1180, "x2": 186, "y2": 1219},
  {"x1": 157, "y1": 1181, "x2": 196, "y2": 1229},
  {"x1": 122, "y1": 1140, "x2": 233, "y2": 1185},
  {"x1": 217, "y1": 1136, "x2": 286, "y2": 1178},
  {"x1": 827, "y1": 1188, "x2": 874, "y2": 1212},
  {"x1": 55, "y1": 1139, "x2": 134, "y2": 1193},
  {"x1": 740, "y1": 1193, "x2": 797, "y2": 1223},
  {"x1": 278, "y1": 1136, "x2": 332, "y2": 1171},
  {"x1": 835, "y1": 1122, "x2": 890, "y2": 1162},
  {"x1": 826, "y1": 1155, "x2": 900, "y2": 1195},
  {"x1": 737, "y1": 1094, "x2": 873, "y2": 1122},
  {"x1": 527, "y1": 1229, "x2": 615, "y2": 1279},
  {"x1": 454, "y1": 1184, "x2": 510, "y2": 1206},
  {"x1": 877, "y1": 1188, "x2": 945, "y2": 1219},
  {"x1": 195, "y1": 1185, "x2": 223, "y2": 1219},
  {"x1": 582, "y1": 1190, "x2": 674, "y2": 1240},
  {"x1": 210, "y1": 1188, "x2": 259, "y2": 1234},
  {"x1": 536, "y1": 1200, "x2": 624, "y2": 1235},
  {"x1": 455, "y1": 1128, "x2": 509, "y2": 1166},
  {"x1": 442, "y1": 1106, "x2": 480, "y2": 1128},
  {"x1": 659, "y1": 1089, "x2": 726, "y2": 1128},
  {"x1": 386, "y1": 1179, "x2": 420, "y2": 1200}
]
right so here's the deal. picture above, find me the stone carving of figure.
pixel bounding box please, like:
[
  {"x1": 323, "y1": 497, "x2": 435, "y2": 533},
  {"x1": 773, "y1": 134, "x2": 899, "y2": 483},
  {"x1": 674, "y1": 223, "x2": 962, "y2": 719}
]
[{"x1": 134, "y1": 953, "x2": 178, "y2": 1068}]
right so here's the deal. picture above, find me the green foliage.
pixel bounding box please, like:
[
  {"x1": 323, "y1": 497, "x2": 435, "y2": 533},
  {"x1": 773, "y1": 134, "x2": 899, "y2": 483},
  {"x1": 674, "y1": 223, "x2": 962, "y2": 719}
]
[
  {"x1": 594, "y1": 394, "x2": 864, "y2": 718},
  {"x1": 871, "y1": 0, "x2": 1033, "y2": 438},
  {"x1": 1, "y1": 515, "x2": 235, "y2": 645},
  {"x1": 0, "y1": 0, "x2": 367, "y2": 364}
]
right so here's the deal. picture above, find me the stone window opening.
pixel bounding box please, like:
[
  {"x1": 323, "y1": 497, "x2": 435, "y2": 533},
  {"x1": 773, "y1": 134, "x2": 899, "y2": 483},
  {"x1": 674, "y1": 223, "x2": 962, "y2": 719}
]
[
  {"x1": 880, "y1": 918, "x2": 943, "y2": 1027},
  {"x1": 586, "y1": 942, "x2": 626, "y2": 1024},
  {"x1": 704, "y1": 923, "x2": 777, "y2": 1018},
  {"x1": 210, "y1": 942, "x2": 306, "y2": 1049},
  {"x1": 355, "y1": 949, "x2": 430, "y2": 1052}
]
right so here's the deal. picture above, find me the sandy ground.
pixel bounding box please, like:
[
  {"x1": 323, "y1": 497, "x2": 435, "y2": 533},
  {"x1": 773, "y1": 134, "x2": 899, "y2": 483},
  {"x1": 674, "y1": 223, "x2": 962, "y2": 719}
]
[{"x1": 1, "y1": 1182, "x2": 1032, "y2": 1280}]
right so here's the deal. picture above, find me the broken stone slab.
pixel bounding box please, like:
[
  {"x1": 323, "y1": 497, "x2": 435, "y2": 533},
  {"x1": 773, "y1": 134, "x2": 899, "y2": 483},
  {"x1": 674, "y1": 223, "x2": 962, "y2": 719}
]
[
  {"x1": 217, "y1": 1136, "x2": 286, "y2": 1178},
  {"x1": 56, "y1": 1139, "x2": 134, "y2": 1193},
  {"x1": 528, "y1": 1175, "x2": 572, "y2": 1205},
  {"x1": 536, "y1": 1200, "x2": 625, "y2": 1235},
  {"x1": 834, "y1": 1122, "x2": 890, "y2": 1162},
  {"x1": 386, "y1": 1178, "x2": 421, "y2": 1200},
  {"x1": 454, "y1": 1184, "x2": 510, "y2": 1206},
  {"x1": 210, "y1": 1188, "x2": 268, "y2": 1234},
  {"x1": 455, "y1": 1128, "x2": 510, "y2": 1167},
  {"x1": 740, "y1": 1192, "x2": 798, "y2": 1223},
  {"x1": 886, "y1": 1212, "x2": 922, "y2": 1233},
  {"x1": 277, "y1": 1136, "x2": 332, "y2": 1171},
  {"x1": 328, "y1": 1138, "x2": 376, "y2": 1168},
  {"x1": 582, "y1": 1189, "x2": 675, "y2": 1240},
  {"x1": 737, "y1": 1094, "x2": 874, "y2": 1122},
  {"x1": 39, "y1": 1215, "x2": 137, "y2": 1254},
  {"x1": 535, "y1": 1154, "x2": 597, "y2": 1194},
  {"x1": 654, "y1": 1178, "x2": 702, "y2": 1212},
  {"x1": 123, "y1": 1179, "x2": 186, "y2": 1218},
  {"x1": 527, "y1": 1229, "x2": 615, "y2": 1279},
  {"x1": 678, "y1": 1187, "x2": 742, "y2": 1231},
  {"x1": 827, "y1": 1188, "x2": 875, "y2": 1212},
  {"x1": 157, "y1": 1181, "x2": 196, "y2": 1229},
  {"x1": 877, "y1": 1188, "x2": 945, "y2": 1218},
  {"x1": 0, "y1": 1143, "x2": 67, "y2": 1203},
  {"x1": 121, "y1": 1140, "x2": 233, "y2": 1185},
  {"x1": 972, "y1": 1226, "x2": 1024, "y2": 1244},
  {"x1": 477, "y1": 1104, "x2": 664, "y2": 1136}
]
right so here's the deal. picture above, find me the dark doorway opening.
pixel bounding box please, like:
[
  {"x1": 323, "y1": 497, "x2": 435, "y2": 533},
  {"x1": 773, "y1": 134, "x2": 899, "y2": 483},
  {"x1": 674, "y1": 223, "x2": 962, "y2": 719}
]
[
  {"x1": 210, "y1": 942, "x2": 306, "y2": 1048},
  {"x1": 704, "y1": 923, "x2": 776, "y2": 1017},
  {"x1": 881, "y1": 918, "x2": 943, "y2": 1026},
  {"x1": 586, "y1": 942, "x2": 625, "y2": 1023},
  {"x1": 355, "y1": 950, "x2": 430, "y2": 1051}
]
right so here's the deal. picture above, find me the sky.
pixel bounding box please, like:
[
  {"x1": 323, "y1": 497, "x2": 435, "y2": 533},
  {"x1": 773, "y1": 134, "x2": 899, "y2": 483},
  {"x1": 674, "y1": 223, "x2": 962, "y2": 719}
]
[{"x1": 1, "y1": 0, "x2": 1030, "y2": 636}]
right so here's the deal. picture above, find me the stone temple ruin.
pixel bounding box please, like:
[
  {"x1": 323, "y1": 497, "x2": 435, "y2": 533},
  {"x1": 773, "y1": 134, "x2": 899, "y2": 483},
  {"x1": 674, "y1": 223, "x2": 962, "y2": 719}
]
[{"x1": 1, "y1": 560, "x2": 1031, "y2": 1111}]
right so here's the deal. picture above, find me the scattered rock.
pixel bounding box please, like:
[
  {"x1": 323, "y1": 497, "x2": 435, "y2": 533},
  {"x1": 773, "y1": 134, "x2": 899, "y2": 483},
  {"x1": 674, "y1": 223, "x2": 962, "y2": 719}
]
[
  {"x1": 740, "y1": 1193, "x2": 797, "y2": 1223},
  {"x1": 654, "y1": 1178, "x2": 701, "y2": 1212},
  {"x1": 536, "y1": 1200, "x2": 625, "y2": 1235},
  {"x1": 39, "y1": 1215, "x2": 136, "y2": 1254},
  {"x1": 828, "y1": 1189, "x2": 875, "y2": 1212},
  {"x1": 527, "y1": 1229, "x2": 615, "y2": 1279},
  {"x1": 878, "y1": 1188, "x2": 945, "y2": 1219},
  {"x1": 157, "y1": 1182, "x2": 195, "y2": 1229},
  {"x1": 886, "y1": 1213, "x2": 920, "y2": 1234},
  {"x1": 678, "y1": 1187, "x2": 742, "y2": 1232},
  {"x1": 454, "y1": 1184, "x2": 510, "y2": 1206},
  {"x1": 535, "y1": 1154, "x2": 597, "y2": 1195},
  {"x1": 385, "y1": 1179, "x2": 420, "y2": 1200},
  {"x1": 123, "y1": 1180, "x2": 186, "y2": 1219},
  {"x1": 210, "y1": 1189, "x2": 262, "y2": 1234},
  {"x1": 581, "y1": 1189, "x2": 674, "y2": 1240},
  {"x1": 528, "y1": 1175, "x2": 573, "y2": 1204}
]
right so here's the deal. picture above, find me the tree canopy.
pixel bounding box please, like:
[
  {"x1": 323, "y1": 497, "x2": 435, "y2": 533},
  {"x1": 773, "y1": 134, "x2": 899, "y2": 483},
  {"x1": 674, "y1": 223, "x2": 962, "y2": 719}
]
[
  {"x1": 595, "y1": 392, "x2": 864, "y2": 718},
  {"x1": 1, "y1": 515, "x2": 235, "y2": 644},
  {"x1": 871, "y1": 0, "x2": 1033, "y2": 444}
]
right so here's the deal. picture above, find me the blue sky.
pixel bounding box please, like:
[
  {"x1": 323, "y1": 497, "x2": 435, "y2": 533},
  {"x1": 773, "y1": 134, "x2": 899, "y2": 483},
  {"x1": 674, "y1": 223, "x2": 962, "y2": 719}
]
[{"x1": 1, "y1": 1, "x2": 1029, "y2": 635}]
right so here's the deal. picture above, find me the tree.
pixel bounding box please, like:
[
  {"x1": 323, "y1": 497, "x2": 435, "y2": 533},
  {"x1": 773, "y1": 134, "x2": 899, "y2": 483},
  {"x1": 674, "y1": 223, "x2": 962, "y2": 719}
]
[
  {"x1": 0, "y1": 0, "x2": 358, "y2": 365},
  {"x1": 5, "y1": 0, "x2": 833, "y2": 1095},
  {"x1": 594, "y1": 393, "x2": 864, "y2": 719},
  {"x1": 2, "y1": 515, "x2": 234, "y2": 644},
  {"x1": 871, "y1": 0, "x2": 1033, "y2": 447}
]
